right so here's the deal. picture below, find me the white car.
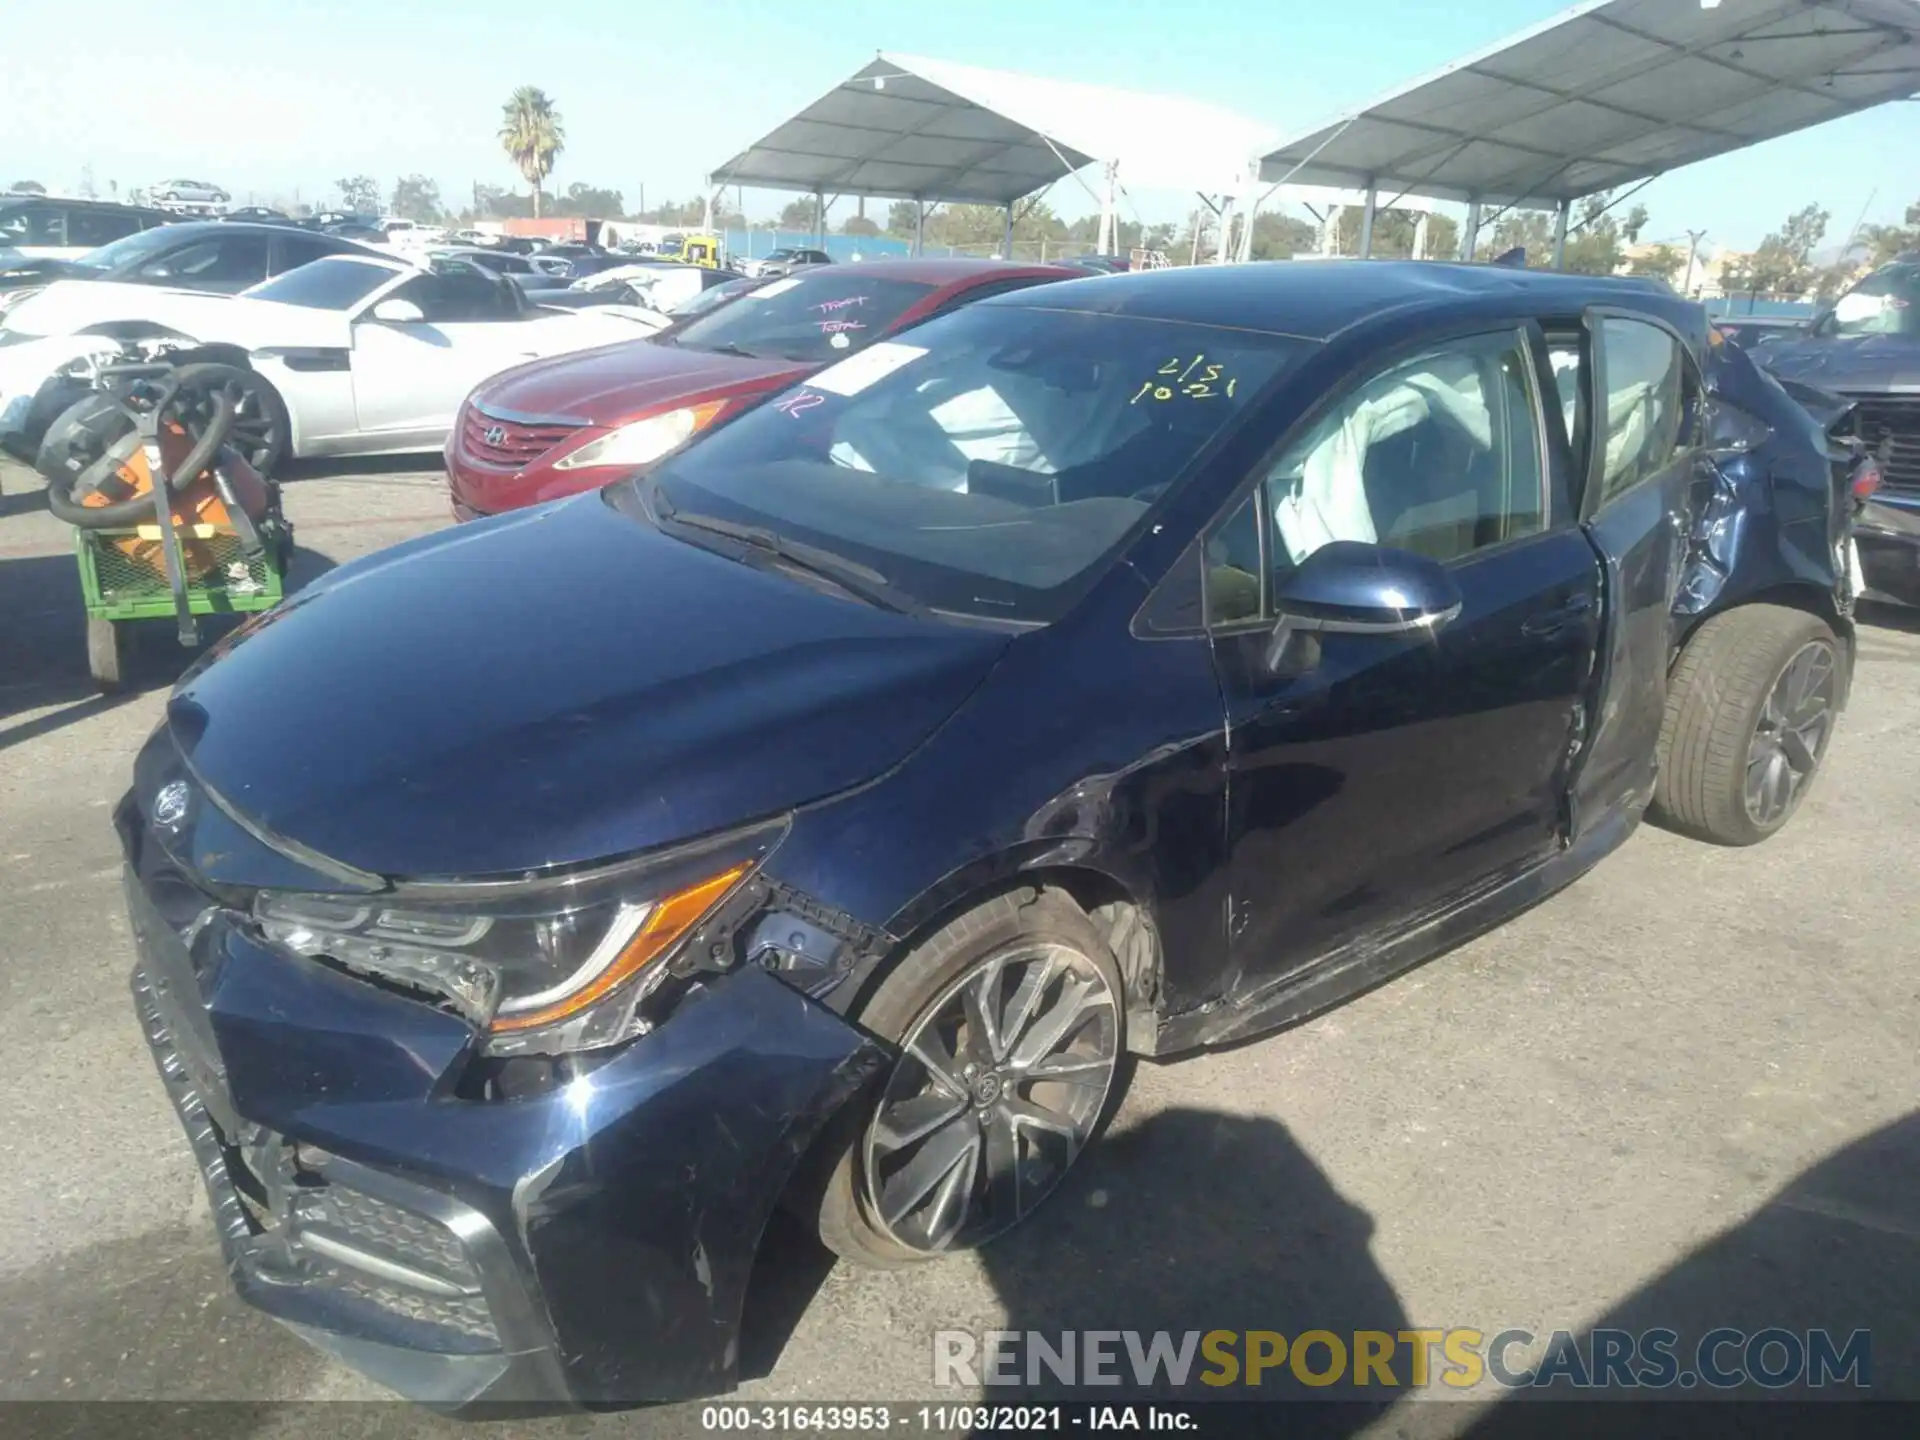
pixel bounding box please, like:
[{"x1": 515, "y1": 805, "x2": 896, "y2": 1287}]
[{"x1": 0, "y1": 253, "x2": 669, "y2": 468}]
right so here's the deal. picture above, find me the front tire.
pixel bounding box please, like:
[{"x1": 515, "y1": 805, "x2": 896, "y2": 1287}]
[
  {"x1": 817, "y1": 890, "x2": 1127, "y2": 1269},
  {"x1": 1653, "y1": 604, "x2": 1843, "y2": 845}
]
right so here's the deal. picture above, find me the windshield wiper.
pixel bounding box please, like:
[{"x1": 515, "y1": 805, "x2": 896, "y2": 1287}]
[
  {"x1": 689, "y1": 341, "x2": 763, "y2": 360},
  {"x1": 649, "y1": 493, "x2": 927, "y2": 616}
]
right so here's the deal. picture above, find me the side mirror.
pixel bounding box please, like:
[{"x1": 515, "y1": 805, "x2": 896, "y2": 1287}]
[
  {"x1": 369, "y1": 298, "x2": 425, "y2": 324},
  {"x1": 1266, "y1": 541, "x2": 1462, "y2": 672}
]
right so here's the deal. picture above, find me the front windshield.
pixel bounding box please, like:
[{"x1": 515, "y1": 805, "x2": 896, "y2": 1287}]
[
  {"x1": 668, "y1": 276, "x2": 759, "y2": 319},
  {"x1": 669, "y1": 270, "x2": 936, "y2": 363},
  {"x1": 1829, "y1": 263, "x2": 1920, "y2": 338},
  {"x1": 243, "y1": 257, "x2": 396, "y2": 309},
  {"x1": 69, "y1": 226, "x2": 186, "y2": 271},
  {"x1": 637, "y1": 302, "x2": 1308, "y2": 622}
]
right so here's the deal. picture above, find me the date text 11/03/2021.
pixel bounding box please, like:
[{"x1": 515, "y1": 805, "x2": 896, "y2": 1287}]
[{"x1": 701, "y1": 1407, "x2": 1193, "y2": 1432}]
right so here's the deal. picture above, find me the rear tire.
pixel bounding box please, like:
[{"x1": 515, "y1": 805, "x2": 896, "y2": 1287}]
[
  {"x1": 816, "y1": 889, "x2": 1129, "y2": 1270},
  {"x1": 1653, "y1": 604, "x2": 1842, "y2": 846},
  {"x1": 87, "y1": 617, "x2": 127, "y2": 692}
]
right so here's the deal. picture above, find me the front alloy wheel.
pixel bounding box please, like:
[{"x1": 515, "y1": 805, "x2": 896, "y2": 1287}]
[
  {"x1": 814, "y1": 890, "x2": 1128, "y2": 1268},
  {"x1": 865, "y1": 942, "x2": 1118, "y2": 1254}
]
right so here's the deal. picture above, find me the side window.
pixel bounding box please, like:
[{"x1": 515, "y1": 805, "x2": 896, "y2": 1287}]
[
  {"x1": 67, "y1": 209, "x2": 144, "y2": 248},
  {"x1": 1259, "y1": 329, "x2": 1546, "y2": 575},
  {"x1": 0, "y1": 203, "x2": 63, "y2": 246},
  {"x1": 271, "y1": 234, "x2": 341, "y2": 275},
  {"x1": 1204, "y1": 494, "x2": 1264, "y2": 626},
  {"x1": 139, "y1": 234, "x2": 271, "y2": 285},
  {"x1": 388, "y1": 263, "x2": 517, "y2": 322},
  {"x1": 1595, "y1": 317, "x2": 1686, "y2": 506}
]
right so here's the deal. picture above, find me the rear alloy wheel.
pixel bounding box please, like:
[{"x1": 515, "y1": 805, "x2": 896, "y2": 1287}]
[
  {"x1": 817, "y1": 891, "x2": 1125, "y2": 1268},
  {"x1": 1654, "y1": 604, "x2": 1843, "y2": 845}
]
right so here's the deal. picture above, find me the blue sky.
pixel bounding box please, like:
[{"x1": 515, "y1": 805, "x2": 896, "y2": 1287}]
[{"x1": 6, "y1": 0, "x2": 1917, "y2": 251}]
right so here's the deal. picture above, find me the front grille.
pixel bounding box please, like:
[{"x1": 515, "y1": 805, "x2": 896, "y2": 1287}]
[
  {"x1": 293, "y1": 1184, "x2": 481, "y2": 1290},
  {"x1": 460, "y1": 404, "x2": 585, "y2": 470},
  {"x1": 1845, "y1": 394, "x2": 1920, "y2": 500}
]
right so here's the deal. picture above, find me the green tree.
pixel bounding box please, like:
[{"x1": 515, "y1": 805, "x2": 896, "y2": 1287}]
[
  {"x1": 1480, "y1": 209, "x2": 1553, "y2": 263},
  {"x1": 8, "y1": 179, "x2": 45, "y2": 194},
  {"x1": 1336, "y1": 207, "x2": 1451, "y2": 259},
  {"x1": 1735, "y1": 203, "x2": 1830, "y2": 298},
  {"x1": 1628, "y1": 243, "x2": 1684, "y2": 284},
  {"x1": 335, "y1": 175, "x2": 381, "y2": 214},
  {"x1": 552, "y1": 182, "x2": 625, "y2": 218},
  {"x1": 841, "y1": 215, "x2": 880, "y2": 237},
  {"x1": 1427, "y1": 213, "x2": 1460, "y2": 260},
  {"x1": 473, "y1": 183, "x2": 532, "y2": 219},
  {"x1": 778, "y1": 197, "x2": 822, "y2": 232},
  {"x1": 885, "y1": 200, "x2": 921, "y2": 237},
  {"x1": 1860, "y1": 200, "x2": 1920, "y2": 266},
  {"x1": 1248, "y1": 212, "x2": 1319, "y2": 261},
  {"x1": 498, "y1": 86, "x2": 565, "y2": 219},
  {"x1": 388, "y1": 175, "x2": 443, "y2": 223}
]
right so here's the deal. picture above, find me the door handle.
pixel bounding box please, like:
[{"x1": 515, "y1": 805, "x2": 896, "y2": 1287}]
[{"x1": 1522, "y1": 593, "x2": 1595, "y2": 637}]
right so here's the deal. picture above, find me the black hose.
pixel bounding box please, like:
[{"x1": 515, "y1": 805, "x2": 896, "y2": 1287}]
[{"x1": 44, "y1": 384, "x2": 238, "y2": 529}]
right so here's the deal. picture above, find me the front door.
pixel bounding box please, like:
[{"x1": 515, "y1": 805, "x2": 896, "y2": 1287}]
[
  {"x1": 1559, "y1": 311, "x2": 1702, "y2": 835},
  {"x1": 1213, "y1": 326, "x2": 1601, "y2": 997},
  {"x1": 351, "y1": 261, "x2": 537, "y2": 436}
]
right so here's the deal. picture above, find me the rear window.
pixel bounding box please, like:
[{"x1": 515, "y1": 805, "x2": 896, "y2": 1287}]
[{"x1": 668, "y1": 271, "x2": 935, "y2": 363}]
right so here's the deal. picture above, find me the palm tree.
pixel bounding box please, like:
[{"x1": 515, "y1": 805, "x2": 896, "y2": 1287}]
[{"x1": 498, "y1": 86, "x2": 565, "y2": 218}]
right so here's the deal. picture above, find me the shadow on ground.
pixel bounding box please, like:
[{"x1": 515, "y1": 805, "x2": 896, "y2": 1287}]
[
  {"x1": 0, "y1": 546, "x2": 338, "y2": 747},
  {"x1": 971, "y1": 1106, "x2": 1406, "y2": 1421},
  {"x1": 1462, "y1": 1110, "x2": 1919, "y2": 1431},
  {"x1": 277, "y1": 454, "x2": 446, "y2": 483}
]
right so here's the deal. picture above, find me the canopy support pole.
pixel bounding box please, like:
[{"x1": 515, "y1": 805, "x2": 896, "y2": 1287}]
[
  {"x1": 1552, "y1": 197, "x2": 1571, "y2": 269},
  {"x1": 1003, "y1": 204, "x2": 1014, "y2": 258},
  {"x1": 1462, "y1": 198, "x2": 1482, "y2": 261},
  {"x1": 1358, "y1": 182, "x2": 1378, "y2": 259},
  {"x1": 912, "y1": 200, "x2": 925, "y2": 257},
  {"x1": 813, "y1": 190, "x2": 825, "y2": 245}
]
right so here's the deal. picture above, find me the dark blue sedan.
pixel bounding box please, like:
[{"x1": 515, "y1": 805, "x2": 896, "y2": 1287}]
[{"x1": 119, "y1": 261, "x2": 1858, "y2": 1408}]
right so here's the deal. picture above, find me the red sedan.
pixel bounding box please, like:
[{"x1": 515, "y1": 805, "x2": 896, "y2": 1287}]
[{"x1": 445, "y1": 259, "x2": 1077, "y2": 519}]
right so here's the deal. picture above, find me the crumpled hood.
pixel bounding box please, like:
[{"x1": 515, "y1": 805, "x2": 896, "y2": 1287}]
[
  {"x1": 169, "y1": 493, "x2": 1009, "y2": 878},
  {"x1": 473, "y1": 338, "x2": 808, "y2": 426},
  {"x1": 1756, "y1": 334, "x2": 1920, "y2": 394}
]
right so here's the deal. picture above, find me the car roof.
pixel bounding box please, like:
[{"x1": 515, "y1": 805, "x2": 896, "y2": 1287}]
[
  {"x1": 992, "y1": 259, "x2": 1697, "y2": 342},
  {"x1": 0, "y1": 195, "x2": 168, "y2": 217},
  {"x1": 819, "y1": 257, "x2": 1078, "y2": 285}
]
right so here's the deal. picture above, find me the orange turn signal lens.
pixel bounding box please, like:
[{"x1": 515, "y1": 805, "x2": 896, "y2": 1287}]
[{"x1": 486, "y1": 862, "x2": 751, "y2": 1034}]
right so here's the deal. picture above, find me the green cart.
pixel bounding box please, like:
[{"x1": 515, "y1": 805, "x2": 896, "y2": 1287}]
[{"x1": 76, "y1": 521, "x2": 288, "y2": 690}]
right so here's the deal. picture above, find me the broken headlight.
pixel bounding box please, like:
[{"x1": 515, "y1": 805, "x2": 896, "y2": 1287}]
[{"x1": 253, "y1": 819, "x2": 784, "y2": 1056}]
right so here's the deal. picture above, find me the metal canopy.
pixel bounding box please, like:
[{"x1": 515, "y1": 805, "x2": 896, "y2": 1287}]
[
  {"x1": 709, "y1": 56, "x2": 1095, "y2": 206},
  {"x1": 710, "y1": 53, "x2": 1275, "y2": 206},
  {"x1": 1256, "y1": 0, "x2": 1920, "y2": 208}
]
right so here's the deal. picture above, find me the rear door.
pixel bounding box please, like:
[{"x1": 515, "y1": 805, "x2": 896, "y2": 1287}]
[{"x1": 1562, "y1": 311, "x2": 1705, "y2": 836}]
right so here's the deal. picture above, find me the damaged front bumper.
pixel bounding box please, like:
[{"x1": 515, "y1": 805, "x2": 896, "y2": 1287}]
[{"x1": 125, "y1": 865, "x2": 885, "y2": 1409}]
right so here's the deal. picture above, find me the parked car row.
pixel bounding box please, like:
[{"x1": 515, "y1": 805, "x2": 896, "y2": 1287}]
[
  {"x1": 0, "y1": 252, "x2": 668, "y2": 471},
  {"x1": 1741, "y1": 254, "x2": 1920, "y2": 609},
  {"x1": 102, "y1": 256, "x2": 1872, "y2": 1415}
]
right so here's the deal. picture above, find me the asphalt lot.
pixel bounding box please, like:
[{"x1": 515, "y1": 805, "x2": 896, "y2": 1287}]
[{"x1": 1, "y1": 453, "x2": 1915, "y2": 1435}]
